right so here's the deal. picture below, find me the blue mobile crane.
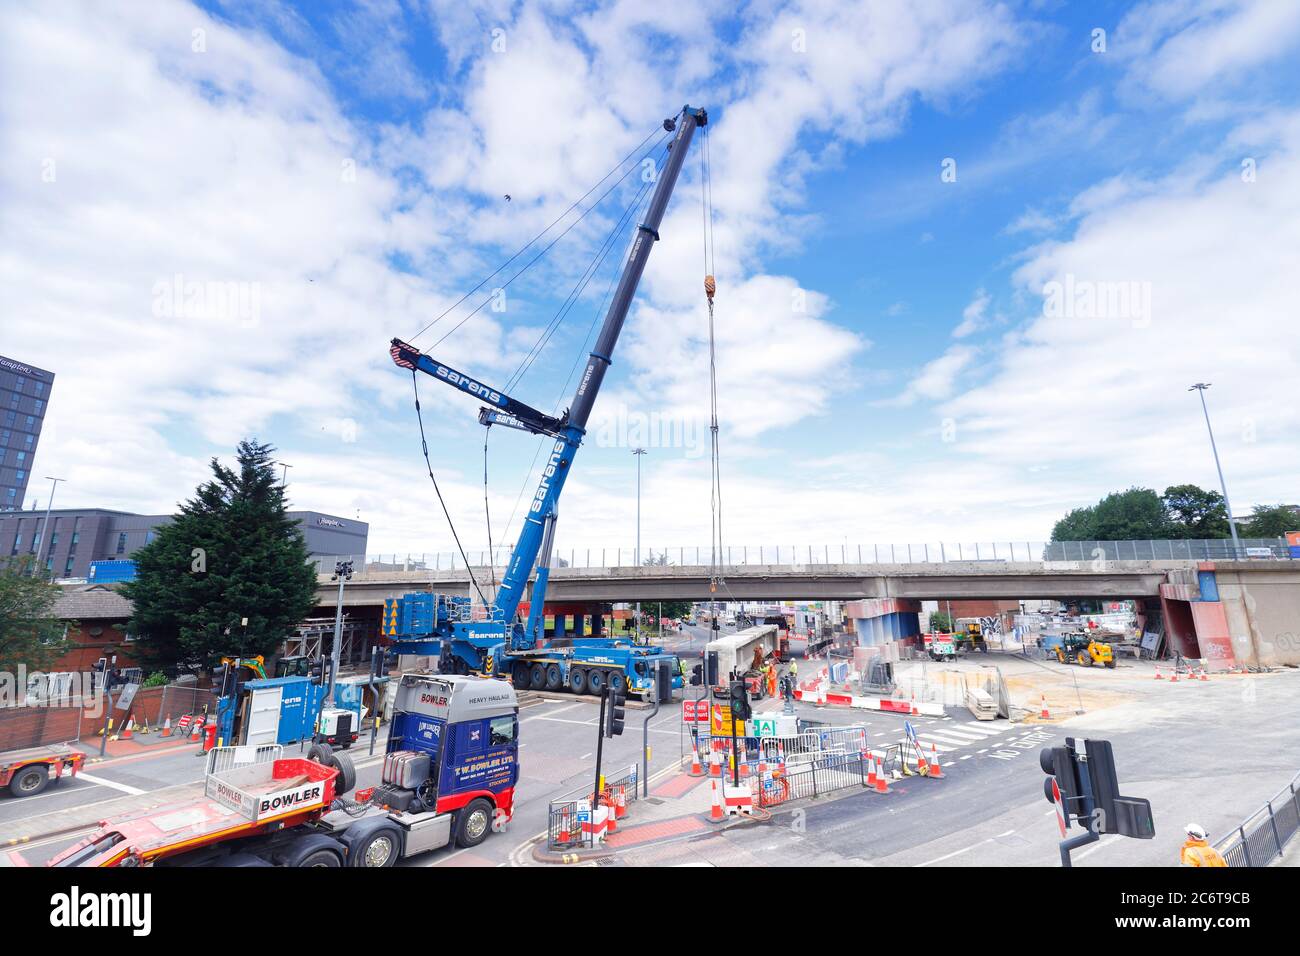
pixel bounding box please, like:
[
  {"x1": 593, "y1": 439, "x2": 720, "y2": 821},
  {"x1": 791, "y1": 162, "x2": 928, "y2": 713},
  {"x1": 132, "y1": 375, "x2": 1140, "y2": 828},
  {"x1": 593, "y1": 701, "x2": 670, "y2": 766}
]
[{"x1": 385, "y1": 106, "x2": 707, "y2": 699}]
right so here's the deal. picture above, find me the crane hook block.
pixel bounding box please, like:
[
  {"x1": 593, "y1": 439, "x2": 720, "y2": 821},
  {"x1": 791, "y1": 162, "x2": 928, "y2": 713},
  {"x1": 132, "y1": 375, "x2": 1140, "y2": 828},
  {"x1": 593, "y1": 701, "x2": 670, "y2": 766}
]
[{"x1": 704, "y1": 274, "x2": 716, "y2": 300}]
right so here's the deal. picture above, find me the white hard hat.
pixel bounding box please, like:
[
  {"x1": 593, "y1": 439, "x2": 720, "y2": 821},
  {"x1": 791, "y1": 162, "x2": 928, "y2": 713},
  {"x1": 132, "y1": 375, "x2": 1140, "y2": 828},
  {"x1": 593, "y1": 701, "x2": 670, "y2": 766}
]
[{"x1": 1184, "y1": 823, "x2": 1207, "y2": 840}]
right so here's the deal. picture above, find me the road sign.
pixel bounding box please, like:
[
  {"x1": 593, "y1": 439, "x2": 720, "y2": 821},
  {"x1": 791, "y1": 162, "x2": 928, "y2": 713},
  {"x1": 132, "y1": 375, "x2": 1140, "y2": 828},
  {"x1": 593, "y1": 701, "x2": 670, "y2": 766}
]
[
  {"x1": 752, "y1": 716, "x2": 778, "y2": 737},
  {"x1": 710, "y1": 704, "x2": 743, "y2": 738},
  {"x1": 682, "y1": 700, "x2": 708, "y2": 722}
]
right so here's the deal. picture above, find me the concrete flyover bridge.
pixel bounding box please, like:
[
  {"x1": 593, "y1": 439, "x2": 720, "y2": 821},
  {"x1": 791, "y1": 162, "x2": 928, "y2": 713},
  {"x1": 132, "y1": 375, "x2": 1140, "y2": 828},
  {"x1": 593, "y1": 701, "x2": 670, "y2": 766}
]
[{"x1": 313, "y1": 539, "x2": 1300, "y2": 668}]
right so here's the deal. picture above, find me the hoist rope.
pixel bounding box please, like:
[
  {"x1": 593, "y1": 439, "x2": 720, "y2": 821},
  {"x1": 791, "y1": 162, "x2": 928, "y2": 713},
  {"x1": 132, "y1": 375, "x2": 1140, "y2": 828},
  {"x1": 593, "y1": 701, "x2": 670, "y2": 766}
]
[
  {"x1": 493, "y1": 170, "x2": 659, "y2": 562},
  {"x1": 424, "y1": 131, "x2": 671, "y2": 353},
  {"x1": 486, "y1": 170, "x2": 660, "y2": 575},
  {"x1": 409, "y1": 369, "x2": 489, "y2": 606},
  {"x1": 483, "y1": 425, "x2": 497, "y2": 604},
  {"x1": 505, "y1": 174, "x2": 656, "y2": 394},
  {"x1": 408, "y1": 123, "x2": 665, "y2": 345},
  {"x1": 701, "y1": 122, "x2": 726, "y2": 595}
]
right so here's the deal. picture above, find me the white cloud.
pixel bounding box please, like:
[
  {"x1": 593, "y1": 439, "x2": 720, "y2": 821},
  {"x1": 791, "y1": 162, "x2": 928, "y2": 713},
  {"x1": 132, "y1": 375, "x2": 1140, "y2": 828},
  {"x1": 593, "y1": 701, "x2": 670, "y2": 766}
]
[
  {"x1": 953, "y1": 289, "x2": 991, "y2": 338},
  {"x1": 1115, "y1": 0, "x2": 1300, "y2": 100},
  {"x1": 887, "y1": 345, "x2": 980, "y2": 406}
]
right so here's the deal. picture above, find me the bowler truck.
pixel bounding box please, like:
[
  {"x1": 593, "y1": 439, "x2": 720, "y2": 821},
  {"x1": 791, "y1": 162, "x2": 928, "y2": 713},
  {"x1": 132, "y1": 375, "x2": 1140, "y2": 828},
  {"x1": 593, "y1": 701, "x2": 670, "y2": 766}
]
[{"x1": 45, "y1": 675, "x2": 519, "y2": 868}]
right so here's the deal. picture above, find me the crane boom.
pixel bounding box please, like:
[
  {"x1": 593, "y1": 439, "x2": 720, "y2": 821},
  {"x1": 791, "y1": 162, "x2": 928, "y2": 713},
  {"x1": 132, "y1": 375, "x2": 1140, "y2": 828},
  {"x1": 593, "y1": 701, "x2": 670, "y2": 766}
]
[{"x1": 391, "y1": 105, "x2": 706, "y2": 649}]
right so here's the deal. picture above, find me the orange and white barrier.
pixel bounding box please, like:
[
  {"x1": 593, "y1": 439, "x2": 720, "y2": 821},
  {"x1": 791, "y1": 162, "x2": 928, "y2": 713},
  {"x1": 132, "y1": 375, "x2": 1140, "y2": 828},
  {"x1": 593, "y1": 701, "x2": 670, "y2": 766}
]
[{"x1": 723, "y1": 782, "x2": 754, "y2": 816}]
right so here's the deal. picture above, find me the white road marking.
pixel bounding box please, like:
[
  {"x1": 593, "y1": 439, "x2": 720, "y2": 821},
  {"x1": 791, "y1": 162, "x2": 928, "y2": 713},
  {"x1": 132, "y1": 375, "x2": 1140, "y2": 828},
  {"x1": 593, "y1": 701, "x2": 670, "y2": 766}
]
[
  {"x1": 915, "y1": 740, "x2": 956, "y2": 753},
  {"x1": 945, "y1": 723, "x2": 1007, "y2": 737},
  {"x1": 922, "y1": 730, "x2": 982, "y2": 746},
  {"x1": 916, "y1": 829, "x2": 1016, "y2": 867},
  {"x1": 959, "y1": 755, "x2": 973, "y2": 760},
  {"x1": 926, "y1": 727, "x2": 989, "y2": 742},
  {"x1": 76, "y1": 772, "x2": 145, "y2": 796}
]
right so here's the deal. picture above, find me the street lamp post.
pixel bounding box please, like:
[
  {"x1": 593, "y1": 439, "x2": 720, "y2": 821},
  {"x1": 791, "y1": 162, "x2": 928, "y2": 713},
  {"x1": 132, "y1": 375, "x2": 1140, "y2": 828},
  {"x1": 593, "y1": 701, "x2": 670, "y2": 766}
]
[
  {"x1": 633, "y1": 447, "x2": 646, "y2": 645},
  {"x1": 275, "y1": 461, "x2": 292, "y2": 489},
  {"x1": 1188, "y1": 384, "x2": 1242, "y2": 556},
  {"x1": 328, "y1": 560, "x2": 353, "y2": 704},
  {"x1": 35, "y1": 476, "x2": 65, "y2": 578}
]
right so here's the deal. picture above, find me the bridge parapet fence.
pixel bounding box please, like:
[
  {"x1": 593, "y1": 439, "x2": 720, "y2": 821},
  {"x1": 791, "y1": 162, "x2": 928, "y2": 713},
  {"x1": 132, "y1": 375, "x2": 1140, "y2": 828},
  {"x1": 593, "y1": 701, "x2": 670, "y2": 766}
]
[
  {"x1": 316, "y1": 537, "x2": 1295, "y2": 577},
  {"x1": 1213, "y1": 772, "x2": 1300, "y2": 866}
]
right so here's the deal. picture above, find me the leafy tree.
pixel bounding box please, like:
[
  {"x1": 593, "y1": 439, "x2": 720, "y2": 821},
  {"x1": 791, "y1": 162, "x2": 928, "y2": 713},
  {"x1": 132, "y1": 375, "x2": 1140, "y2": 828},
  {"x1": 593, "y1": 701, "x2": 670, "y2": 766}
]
[
  {"x1": 929, "y1": 611, "x2": 954, "y2": 633},
  {"x1": 1240, "y1": 505, "x2": 1300, "y2": 539},
  {"x1": 1161, "y1": 484, "x2": 1230, "y2": 538},
  {"x1": 1051, "y1": 487, "x2": 1170, "y2": 541},
  {"x1": 123, "y1": 440, "x2": 318, "y2": 669},
  {"x1": 0, "y1": 556, "x2": 71, "y2": 674}
]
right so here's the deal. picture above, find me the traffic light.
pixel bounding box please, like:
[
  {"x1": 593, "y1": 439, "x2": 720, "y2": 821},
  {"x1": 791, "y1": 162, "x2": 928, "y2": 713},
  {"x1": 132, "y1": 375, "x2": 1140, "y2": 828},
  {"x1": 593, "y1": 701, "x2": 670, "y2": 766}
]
[
  {"x1": 690, "y1": 663, "x2": 703, "y2": 686},
  {"x1": 1083, "y1": 739, "x2": 1155, "y2": 839},
  {"x1": 605, "y1": 679, "x2": 627, "y2": 737},
  {"x1": 1039, "y1": 743, "x2": 1083, "y2": 826},
  {"x1": 729, "y1": 680, "x2": 751, "y2": 722}
]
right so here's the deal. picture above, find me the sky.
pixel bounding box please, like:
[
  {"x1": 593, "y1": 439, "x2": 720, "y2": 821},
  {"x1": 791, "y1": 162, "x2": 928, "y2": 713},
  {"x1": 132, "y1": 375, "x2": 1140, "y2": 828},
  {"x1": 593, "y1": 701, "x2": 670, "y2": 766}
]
[{"x1": 2, "y1": 0, "x2": 1299, "y2": 560}]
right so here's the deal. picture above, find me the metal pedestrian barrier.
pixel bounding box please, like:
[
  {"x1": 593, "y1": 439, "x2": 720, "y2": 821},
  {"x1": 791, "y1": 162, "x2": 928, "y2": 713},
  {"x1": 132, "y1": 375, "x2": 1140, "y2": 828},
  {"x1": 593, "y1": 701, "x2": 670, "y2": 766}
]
[
  {"x1": 546, "y1": 764, "x2": 639, "y2": 851},
  {"x1": 1213, "y1": 771, "x2": 1300, "y2": 866}
]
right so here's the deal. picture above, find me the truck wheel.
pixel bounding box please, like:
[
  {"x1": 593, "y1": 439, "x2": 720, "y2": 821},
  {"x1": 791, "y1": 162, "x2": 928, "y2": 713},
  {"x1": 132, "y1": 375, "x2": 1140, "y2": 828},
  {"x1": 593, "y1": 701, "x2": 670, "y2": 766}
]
[
  {"x1": 569, "y1": 668, "x2": 588, "y2": 695},
  {"x1": 545, "y1": 664, "x2": 563, "y2": 690},
  {"x1": 1077, "y1": 651, "x2": 1092, "y2": 667},
  {"x1": 9, "y1": 765, "x2": 50, "y2": 798},
  {"x1": 529, "y1": 663, "x2": 547, "y2": 690},
  {"x1": 329, "y1": 751, "x2": 356, "y2": 796},
  {"x1": 1105, "y1": 660, "x2": 1116, "y2": 669},
  {"x1": 511, "y1": 662, "x2": 530, "y2": 688},
  {"x1": 587, "y1": 669, "x2": 605, "y2": 695},
  {"x1": 455, "y1": 798, "x2": 494, "y2": 848},
  {"x1": 297, "y1": 848, "x2": 342, "y2": 868},
  {"x1": 308, "y1": 742, "x2": 333, "y2": 765},
  {"x1": 350, "y1": 827, "x2": 400, "y2": 867}
]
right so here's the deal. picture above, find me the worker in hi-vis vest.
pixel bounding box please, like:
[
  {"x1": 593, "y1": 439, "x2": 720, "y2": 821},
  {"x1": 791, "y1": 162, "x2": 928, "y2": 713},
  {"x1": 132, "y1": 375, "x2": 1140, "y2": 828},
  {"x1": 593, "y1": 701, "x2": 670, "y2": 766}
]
[{"x1": 1180, "y1": 823, "x2": 1227, "y2": 867}]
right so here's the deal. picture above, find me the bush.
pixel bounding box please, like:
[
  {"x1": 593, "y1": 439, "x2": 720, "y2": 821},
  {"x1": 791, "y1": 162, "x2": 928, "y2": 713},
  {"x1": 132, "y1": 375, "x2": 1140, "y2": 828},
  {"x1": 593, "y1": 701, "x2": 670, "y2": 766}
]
[{"x1": 142, "y1": 670, "x2": 169, "y2": 688}]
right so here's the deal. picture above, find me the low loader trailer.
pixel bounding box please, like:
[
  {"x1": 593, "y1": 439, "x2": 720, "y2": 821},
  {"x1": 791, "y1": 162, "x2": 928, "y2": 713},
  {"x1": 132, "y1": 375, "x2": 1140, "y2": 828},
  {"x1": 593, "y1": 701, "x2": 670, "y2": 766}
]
[
  {"x1": 45, "y1": 674, "x2": 519, "y2": 867},
  {"x1": 1, "y1": 744, "x2": 85, "y2": 798}
]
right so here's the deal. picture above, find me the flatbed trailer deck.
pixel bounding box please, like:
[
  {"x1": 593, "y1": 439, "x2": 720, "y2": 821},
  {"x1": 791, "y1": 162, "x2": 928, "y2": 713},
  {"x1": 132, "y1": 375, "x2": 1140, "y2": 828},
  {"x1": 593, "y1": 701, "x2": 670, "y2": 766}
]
[{"x1": 0, "y1": 745, "x2": 86, "y2": 798}]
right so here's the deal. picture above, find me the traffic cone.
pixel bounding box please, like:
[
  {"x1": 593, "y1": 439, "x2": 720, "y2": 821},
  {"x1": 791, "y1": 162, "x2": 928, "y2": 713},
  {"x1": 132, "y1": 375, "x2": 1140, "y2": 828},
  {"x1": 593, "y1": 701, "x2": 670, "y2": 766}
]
[
  {"x1": 708, "y1": 778, "x2": 725, "y2": 822},
  {"x1": 605, "y1": 792, "x2": 618, "y2": 834},
  {"x1": 119, "y1": 718, "x2": 133, "y2": 740},
  {"x1": 1154, "y1": 665, "x2": 1163, "y2": 680},
  {"x1": 866, "y1": 750, "x2": 878, "y2": 787},
  {"x1": 1039, "y1": 694, "x2": 1050, "y2": 720},
  {"x1": 615, "y1": 785, "x2": 628, "y2": 820},
  {"x1": 1199, "y1": 667, "x2": 1210, "y2": 682},
  {"x1": 189, "y1": 717, "x2": 204, "y2": 742},
  {"x1": 738, "y1": 743, "x2": 749, "y2": 778},
  {"x1": 709, "y1": 748, "x2": 721, "y2": 778},
  {"x1": 916, "y1": 744, "x2": 929, "y2": 776},
  {"x1": 160, "y1": 715, "x2": 173, "y2": 737},
  {"x1": 873, "y1": 754, "x2": 890, "y2": 793},
  {"x1": 689, "y1": 738, "x2": 703, "y2": 776},
  {"x1": 928, "y1": 742, "x2": 944, "y2": 779},
  {"x1": 1170, "y1": 668, "x2": 1179, "y2": 683}
]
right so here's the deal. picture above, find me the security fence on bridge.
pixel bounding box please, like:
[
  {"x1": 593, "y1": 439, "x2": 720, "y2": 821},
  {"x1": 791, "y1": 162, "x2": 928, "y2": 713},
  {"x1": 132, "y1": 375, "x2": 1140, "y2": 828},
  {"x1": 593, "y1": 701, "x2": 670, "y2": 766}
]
[
  {"x1": 1214, "y1": 771, "x2": 1300, "y2": 866},
  {"x1": 315, "y1": 537, "x2": 1294, "y2": 575}
]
